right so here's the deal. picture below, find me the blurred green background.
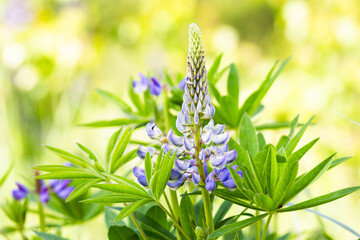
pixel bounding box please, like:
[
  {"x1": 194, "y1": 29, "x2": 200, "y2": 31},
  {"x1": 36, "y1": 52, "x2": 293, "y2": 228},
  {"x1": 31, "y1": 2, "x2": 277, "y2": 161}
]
[{"x1": 0, "y1": 0, "x2": 359, "y2": 239}]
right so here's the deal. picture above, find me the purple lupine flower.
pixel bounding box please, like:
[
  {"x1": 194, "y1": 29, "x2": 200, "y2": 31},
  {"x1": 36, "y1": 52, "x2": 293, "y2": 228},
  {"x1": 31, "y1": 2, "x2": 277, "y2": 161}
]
[
  {"x1": 3, "y1": 0, "x2": 34, "y2": 28},
  {"x1": 133, "y1": 167, "x2": 148, "y2": 187},
  {"x1": 179, "y1": 78, "x2": 186, "y2": 90},
  {"x1": 49, "y1": 179, "x2": 74, "y2": 200},
  {"x1": 39, "y1": 186, "x2": 50, "y2": 203},
  {"x1": 134, "y1": 24, "x2": 239, "y2": 193},
  {"x1": 12, "y1": 182, "x2": 29, "y2": 200},
  {"x1": 146, "y1": 122, "x2": 162, "y2": 139},
  {"x1": 136, "y1": 145, "x2": 156, "y2": 159},
  {"x1": 133, "y1": 73, "x2": 150, "y2": 94},
  {"x1": 133, "y1": 73, "x2": 163, "y2": 96},
  {"x1": 149, "y1": 77, "x2": 162, "y2": 96}
]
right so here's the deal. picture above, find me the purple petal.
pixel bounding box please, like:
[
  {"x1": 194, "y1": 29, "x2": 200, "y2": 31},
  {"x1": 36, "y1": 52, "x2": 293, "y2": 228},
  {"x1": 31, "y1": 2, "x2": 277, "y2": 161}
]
[
  {"x1": 174, "y1": 159, "x2": 189, "y2": 173},
  {"x1": 146, "y1": 122, "x2": 163, "y2": 139},
  {"x1": 194, "y1": 110, "x2": 199, "y2": 124},
  {"x1": 167, "y1": 129, "x2": 183, "y2": 147},
  {"x1": 224, "y1": 149, "x2": 238, "y2": 165},
  {"x1": 39, "y1": 186, "x2": 50, "y2": 203},
  {"x1": 205, "y1": 180, "x2": 216, "y2": 192},
  {"x1": 179, "y1": 78, "x2": 186, "y2": 90},
  {"x1": 222, "y1": 178, "x2": 237, "y2": 190},
  {"x1": 57, "y1": 186, "x2": 75, "y2": 200},
  {"x1": 220, "y1": 169, "x2": 231, "y2": 182},
  {"x1": 212, "y1": 132, "x2": 230, "y2": 146},
  {"x1": 12, "y1": 189, "x2": 28, "y2": 200},
  {"x1": 52, "y1": 180, "x2": 71, "y2": 193},
  {"x1": 136, "y1": 145, "x2": 155, "y2": 159},
  {"x1": 149, "y1": 77, "x2": 162, "y2": 96},
  {"x1": 167, "y1": 175, "x2": 186, "y2": 191},
  {"x1": 213, "y1": 124, "x2": 225, "y2": 135},
  {"x1": 137, "y1": 175, "x2": 148, "y2": 187},
  {"x1": 210, "y1": 155, "x2": 227, "y2": 169},
  {"x1": 133, "y1": 166, "x2": 146, "y2": 178},
  {"x1": 169, "y1": 169, "x2": 182, "y2": 182},
  {"x1": 201, "y1": 130, "x2": 212, "y2": 144}
]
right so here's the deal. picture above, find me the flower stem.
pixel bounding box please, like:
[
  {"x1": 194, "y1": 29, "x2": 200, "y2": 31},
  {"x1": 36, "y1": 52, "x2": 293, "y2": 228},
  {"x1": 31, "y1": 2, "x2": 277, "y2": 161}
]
[
  {"x1": 169, "y1": 190, "x2": 184, "y2": 240},
  {"x1": 201, "y1": 187, "x2": 214, "y2": 234},
  {"x1": 124, "y1": 203, "x2": 148, "y2": 240},
  {"x1": 255, "y1": 210, "x2": 260, "y2": 240},
  {"x1": 37, "y1": 200, "x2": 46, "y2": 232},
  {"x1": 261, "y1": 213, "x2": 273, "y2": 240},
  {"x1": 157, "y1": 202, "x2": 191, "y2": 240}
]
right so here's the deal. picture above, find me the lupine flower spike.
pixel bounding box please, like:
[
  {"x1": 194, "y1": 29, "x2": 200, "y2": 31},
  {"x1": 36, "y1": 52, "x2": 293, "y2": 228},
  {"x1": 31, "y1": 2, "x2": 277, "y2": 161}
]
[{"x1": 134, "y1": 23, "x2": 242, "y2": 192}]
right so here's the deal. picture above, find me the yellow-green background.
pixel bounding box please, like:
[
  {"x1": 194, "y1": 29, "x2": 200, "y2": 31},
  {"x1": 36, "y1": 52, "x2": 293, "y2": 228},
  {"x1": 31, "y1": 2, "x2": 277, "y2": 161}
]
[{"x1": 0, "y1": 0, "x2": 359, "y2": 239}]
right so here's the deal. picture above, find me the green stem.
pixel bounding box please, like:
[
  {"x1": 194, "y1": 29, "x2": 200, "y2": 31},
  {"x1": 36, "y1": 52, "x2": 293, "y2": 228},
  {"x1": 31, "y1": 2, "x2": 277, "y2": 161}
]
[
  {"x1": 157, "y1": 202, "x2": 191, "y2": 240},
  {"x1": 124, "y1": 203, "x2": 148, "y2": 240},
  {"x1": 37, "y1": 201, "x2": 46, "y2": 232},
  {"x1": 201, "y1": 187, "x2": 214, "y2": 234},
  {"x1": 169, "y1": 190, "x2": 183, "y2": 240},
  {"x1": 255, "y1": 210, "x2": 260, "y2": 240},
  {"x1": 261, "y1": 213, "x2": 273, "y2": 240},
  {"x1": 164, "y1": 191, "x2": 176, "y2": 217}
]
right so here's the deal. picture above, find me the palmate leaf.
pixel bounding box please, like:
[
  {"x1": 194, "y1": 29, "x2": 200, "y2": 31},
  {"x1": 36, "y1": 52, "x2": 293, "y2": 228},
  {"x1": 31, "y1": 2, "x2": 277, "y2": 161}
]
[
  {"x1": 0, "y1": 163, "x2": 14, "y2": 188},
  {"x1": 253, "y1": 193, "x2": 274, "y2": 211},
  {"x1": 109, "y1": 127, "x2": 134, "y2": 173},
  {"x1": 329, "y1": 156, "x2": 352, "y2": 170},
  {"x1": 285, "y1": 115, "x2": 315, "y2": 156},
  {"x1": 279, "y1": 186, "x2": 360, "y2": 212},
  {"x1": 110, "y1": 149, "x2": 138, "y2": 174},
  {"x1": 212, "y1": 189, "x2": 264, "y2": 211},
  {"x1": 254, "y1": 121, "x2": 305, "y2": 131},
  {"x1": 32, "y1": 165, "x2": 84, "y2": 172},
  {"x1": 265, "y1": 145, "x2": 277, "y2": 197},
  {"x1": 282, "y1": 153, "x2": 335, "y2": 205},
  {"x1": 44, "y1": 145, "x2": 90, "y2": 168},
  {"x1": 66, "y1": 179, "x2": 103, "y2": 202},
  {"x1": 238, "y1": 57, "x2": 290, "y2": 121},
  {"x1": 104, "y1": 173, "x2": 148, "y2": 195},
  {"x1": 287, "y1": 138, "x2": 320, "y2": 165},
  {"x1": 76, "y1": 142, "x2": 99, "y2": 163},
  {"x1": 208, "y1": 53, "x2": 223, "y2": 83},
  {"x1": 208, "y1": 213, "x2": 268, "y2": 238},
  {"x1": 106, "y1": 128, "x2": 122, "y2": 164},
  {"x1": 115, "y1": 198, "x2": 154, "y2": 222},
  {"x1": 144, "y1": 152, "x2": 152, "y2": 186}
]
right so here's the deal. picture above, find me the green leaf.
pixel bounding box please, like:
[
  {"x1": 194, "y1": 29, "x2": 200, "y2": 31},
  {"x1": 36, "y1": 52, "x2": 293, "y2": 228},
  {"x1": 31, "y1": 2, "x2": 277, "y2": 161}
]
[
  {"x1": 227, "y1": 63, "x2": 239, "y2": 105},
  {"x1": 208, "y1": 53, "x2": 223, "y2": 83},
  {"x1": 133, "y1": 211, "x2": 176, "y2": 240},
  {"x1": 110, "y1": 127, "x2": 134, "y2": 172},
  {"x1": 34, "y1": 231, "x2": 68, "y2": 240},
  {"x1": 179, "y1": 195, "x2": 196, "y2": 239},
  {"x1": 44, "y1": 145, "x2": 90, "y2": 168},
  {"x1": 229, "y1": 167, "x2": 255, "y2": 200},
  {"x1": 280, "y1": 186, "x2": 360, "y2": 212},
  {"x1": 32, "y1": 165, "x2": 82, "y2": 172},
  {"x1": 106, "y1": 128, "x2": 122, "y2": 164},
  {"x1": 287, "y1": 138, "x2": 319, "y2": 165},
  {"x1": 239, "y1": 113, "x2": 259, "y2": 158},
  {"x1": 288, "y1": 115, "x2": 299, "y2": 138},
  {"x1": 80, "y1": 119, "x2": 141, "y2": 127},
  {"x1": 92, "y1": 184, "x2": 151, "y2": 198},
  {"x1": 212, "y1": 189, "x2": 264, "y2": 211},
  {"x1": 96, "y1": 88, "x2": 132, "y2": 113},
  {"x1": 265, "y1": 145, "x2": 277, "y2": 197},
  {"x1": 257, "y1": 133, "x2": 266, "y2": 151},
  {"x1": 81, "y1": 194, "x2": 143, "y2": 203},
  {"x1": 66, "y1": 179, "x2": 103, "y2": 202},
  {"x1": 272, "y1": 161, "x2": 298, "y2": 209},
  {"x1": 209, "y1": 213, "x2": 268, "y2": 238},
  {"x1": 214, "y1": 201, "x2": 233, "y2": 226},
  {"x1": 76, "y1": 142, "x2": 99, "y2": 163},
  {"x1": 110, "y1": 149, "x2": 138, "y2": 173},
  {"x1": 283, "y1": 153, "x2": 335, "y2": 204},
  {"x1": 35, "y1": 171, "x2": 98, "y2": 180},
  {"x1": 0, "y1": 163, "x2": 14, "y2": 188},
  {"x1": 276, "y1": 135, "x2": 290, "y2": 150},
  {"x1": 329, "y1": 156, "x2": 352, "y2": 170},
  {"x1": 253, "y1": 193, "x2": 274, "y2": 211},
  {"x1": 155, "y1": 151, "x2": 176, "y2": 199},
  {"x1": 128, "y1": 80, "x2": 144, "y2": 113},
  {"x1": 108, "y1": 226, "x2": 139, "y2": 240},
  {"x1": 104, "y1": 173, "x2": 148, "y2": 195},
  {"x1": 115, "y1": 198, "x2": 154, "y2": 222},
  {"x1": 285, "y1": 115, "x2": 315, "y2": 156},
  {"x1": 209, "y1": 80, "x2": 222, "y2": 105},
  {"x1": 144, "y1": 152, "x2": 152, "y2": 186},
  {"x1": 238, "y1": 57, "x2": 290, "y2": 120}
]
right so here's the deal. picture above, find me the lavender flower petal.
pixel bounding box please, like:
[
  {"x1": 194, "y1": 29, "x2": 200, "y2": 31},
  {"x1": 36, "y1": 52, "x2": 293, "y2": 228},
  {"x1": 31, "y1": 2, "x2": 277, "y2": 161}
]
[
  {"x1": 146, "y1": 122, "x2": 163, "y2": 139},
  {"x1": 149, "y1": 77, "x2": 162, "y2": 96}
]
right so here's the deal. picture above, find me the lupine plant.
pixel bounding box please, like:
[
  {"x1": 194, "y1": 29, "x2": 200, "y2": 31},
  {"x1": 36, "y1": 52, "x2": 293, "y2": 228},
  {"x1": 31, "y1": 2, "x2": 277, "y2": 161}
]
[{"x1": 2, "y1": 23, "x2": 358, "y2": 240}]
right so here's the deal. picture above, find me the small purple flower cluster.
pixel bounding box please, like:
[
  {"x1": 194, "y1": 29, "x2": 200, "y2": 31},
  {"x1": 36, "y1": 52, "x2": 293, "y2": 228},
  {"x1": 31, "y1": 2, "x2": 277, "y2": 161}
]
[
  {"x1": 132, "y1": 73, "x2": 162, "y2": 96},
  {"x1": 12, "y1": 168, "x2": 74, "y2": 203}
]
